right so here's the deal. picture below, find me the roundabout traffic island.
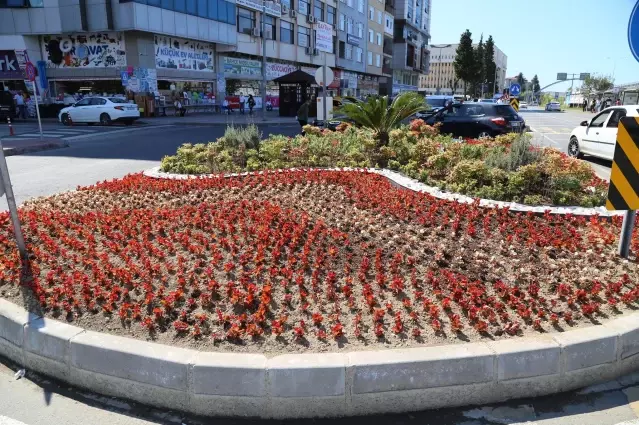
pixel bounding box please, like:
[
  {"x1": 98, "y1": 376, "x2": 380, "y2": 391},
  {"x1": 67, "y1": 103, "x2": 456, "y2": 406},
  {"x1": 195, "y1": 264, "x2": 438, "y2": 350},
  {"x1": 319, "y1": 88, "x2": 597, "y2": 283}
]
[{"x1": 1, "y1": 165, "x2": 639, "y2": 418}]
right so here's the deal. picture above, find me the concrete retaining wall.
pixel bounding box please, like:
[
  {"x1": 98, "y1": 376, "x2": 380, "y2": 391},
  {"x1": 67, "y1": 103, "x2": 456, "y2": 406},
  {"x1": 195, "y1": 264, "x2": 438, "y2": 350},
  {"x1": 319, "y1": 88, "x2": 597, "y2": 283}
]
[{"x1": 2, "y1": 298, "x2": 639, "y2": 418}]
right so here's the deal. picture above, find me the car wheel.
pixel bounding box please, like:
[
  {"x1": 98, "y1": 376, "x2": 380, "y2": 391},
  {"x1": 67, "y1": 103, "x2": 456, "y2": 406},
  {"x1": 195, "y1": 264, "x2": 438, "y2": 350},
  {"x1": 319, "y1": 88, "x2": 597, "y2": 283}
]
[
  {"x1": 568, "y1": 137, "x2": 583, "y2": 158},
  {"x1": 477, "y1": 131, "x2": 492, "y2": 139},
  {"x1": 100, "y1": 113, "x2": 112, "y2": 126},
  {"x1": 61, "y1": 113, "x2": 71, "y2": 126}
]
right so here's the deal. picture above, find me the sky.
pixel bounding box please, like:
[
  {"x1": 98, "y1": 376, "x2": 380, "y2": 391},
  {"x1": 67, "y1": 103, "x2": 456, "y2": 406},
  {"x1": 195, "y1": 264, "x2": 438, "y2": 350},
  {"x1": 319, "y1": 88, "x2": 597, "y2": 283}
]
[{"x1": 430, "y1": 0, "x2": 639, "y2": 92}]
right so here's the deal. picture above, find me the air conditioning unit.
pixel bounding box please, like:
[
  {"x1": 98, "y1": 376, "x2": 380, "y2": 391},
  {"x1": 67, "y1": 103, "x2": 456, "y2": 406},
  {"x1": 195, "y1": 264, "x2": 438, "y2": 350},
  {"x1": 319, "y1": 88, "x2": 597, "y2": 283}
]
[
  {"x1": 290, "y1": 9, "x2": 297, "y2": 17},
  {"x1": 307, "y1": 14, "x2": 317, "y2": 23},
  {"x1": 313, "y1": 48, "x2": 318, "y2": 55},
  {"x1": 252, "y1": 27, "x2": 261, "y2": 37},
  {"x1": 281, "y1": 4, "x2": 288, "y2": 13},
  {"x1": 407, "y1": 12, "x2": 411, "y2": 18},
  {"x1": 264, "y1": 28, "x2": 273, "y2": 39},
  {"x1": 305, "y1": 46, "x2": 313, "y2": 55}
]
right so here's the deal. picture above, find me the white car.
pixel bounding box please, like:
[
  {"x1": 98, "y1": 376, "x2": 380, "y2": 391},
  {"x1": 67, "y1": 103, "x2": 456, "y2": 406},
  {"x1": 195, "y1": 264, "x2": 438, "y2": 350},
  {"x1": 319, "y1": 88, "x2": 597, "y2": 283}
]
[
  {"x1": 58, "y1": 97, "x2": 140, "y2": 126},
  {"x1": 519, "y1": 102, "x2": 528, "y2": 109},
  {"x1": 545, "y1": 101, "x2": 561, "y2": 112},
  {"x1": 568, "y1": 106, "x2": 639, "y2": 160}
]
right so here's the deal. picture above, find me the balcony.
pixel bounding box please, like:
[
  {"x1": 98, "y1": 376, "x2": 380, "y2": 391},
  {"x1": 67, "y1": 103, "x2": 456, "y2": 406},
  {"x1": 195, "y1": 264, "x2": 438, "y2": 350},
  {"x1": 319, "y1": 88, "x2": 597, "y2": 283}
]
[
  {"x1": 383, "y1": 38, "x2": 393, "y2": 56},
  {"x1": 385, "y1": 0, "x2": 394, "y2": 14}
]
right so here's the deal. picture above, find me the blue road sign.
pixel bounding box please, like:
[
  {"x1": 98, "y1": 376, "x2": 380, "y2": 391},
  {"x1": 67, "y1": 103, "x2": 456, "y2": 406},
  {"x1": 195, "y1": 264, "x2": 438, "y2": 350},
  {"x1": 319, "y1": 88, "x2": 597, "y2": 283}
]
[
  {"x1": 510, "y1": 83, "x2": 521, "y2": 97},
  {"x1": 120, "y1": 71, "x2": 129, "y2": 86},
  {"x1": 25, "y1": 62, "x2": 36, "y2": 82},
  {"x1": 629, "y1": 0, "x2": 639, "y2": 62}
]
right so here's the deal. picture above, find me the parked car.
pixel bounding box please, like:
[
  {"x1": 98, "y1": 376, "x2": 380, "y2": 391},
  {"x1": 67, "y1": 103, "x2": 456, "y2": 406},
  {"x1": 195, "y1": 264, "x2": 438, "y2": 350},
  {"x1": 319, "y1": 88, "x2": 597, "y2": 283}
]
[
  {"x1": 58, "y1": 96, "x2": 140, "y2": 126},
  {"x1": 545, "y1": 101, "x2": 561, "y2": 112},
  {"x1": 568, "y1": 106, "x2": 639, "y2": 160},
  {"x1": 424, "y1": 103, "x2": 525, "y2": 138},
  {"x1": 0, "y1": 91, "x2": 16, "y2": 121},
  {"x1": 519, "y1": 102, "x2": 528, "y2": 109}
]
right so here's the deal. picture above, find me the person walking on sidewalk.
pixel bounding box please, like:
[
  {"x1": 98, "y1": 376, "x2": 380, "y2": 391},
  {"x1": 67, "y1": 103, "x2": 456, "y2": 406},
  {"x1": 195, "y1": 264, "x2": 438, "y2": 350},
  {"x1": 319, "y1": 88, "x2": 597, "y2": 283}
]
[
  {"x1": 297, "y1": 99, "x2": 310, "y2": 135},
  {"x1": 14, "y1": 91, "x2": 25, "y2": 119},
  {"x1": 582, "y1": 99, "x2": 588, "y2": 112},
  {"x1": 239, "y1": 93, "x2": 246, "y2": 114},
  {"x1": 247, "y1": 95, "x2": 256, "y2": 115}
]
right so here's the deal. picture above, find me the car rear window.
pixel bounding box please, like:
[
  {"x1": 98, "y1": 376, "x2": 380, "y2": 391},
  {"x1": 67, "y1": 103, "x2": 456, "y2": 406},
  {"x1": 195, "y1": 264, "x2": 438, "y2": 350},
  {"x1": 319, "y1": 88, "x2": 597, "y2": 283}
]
[
  {"x1": 109, "y1": 97, "x2": 129, "y2": 103},
  {"x1": 494, "y1": 105, "x2": 517, "y2": 116}
]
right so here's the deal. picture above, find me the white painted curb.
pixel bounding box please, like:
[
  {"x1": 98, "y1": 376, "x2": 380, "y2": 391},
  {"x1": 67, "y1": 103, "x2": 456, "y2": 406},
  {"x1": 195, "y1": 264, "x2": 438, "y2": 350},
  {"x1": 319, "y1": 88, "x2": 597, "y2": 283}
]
[
  {"x1": 2, "y1": 298, "x2": 639, "y2": 418},
  {"x1": 143, "y1": 166, "x2": 622, "y2": 217}
]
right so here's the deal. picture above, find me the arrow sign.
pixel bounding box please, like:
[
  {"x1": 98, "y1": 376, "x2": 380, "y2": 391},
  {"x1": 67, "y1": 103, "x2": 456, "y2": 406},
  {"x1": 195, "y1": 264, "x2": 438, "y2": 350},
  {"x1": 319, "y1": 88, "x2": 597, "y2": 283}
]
[{"x1": 510, "y1": 83, "x2": 521, "y2": 97}]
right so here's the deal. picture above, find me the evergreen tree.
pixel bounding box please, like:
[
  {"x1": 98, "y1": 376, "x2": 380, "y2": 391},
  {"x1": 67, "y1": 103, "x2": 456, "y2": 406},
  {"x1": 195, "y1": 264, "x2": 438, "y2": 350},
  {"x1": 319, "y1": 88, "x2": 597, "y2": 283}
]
[
  {"x1": 453, "y1": 30, "x2": 477, "y2": 96},
  {"x1": 473, "y1": 34, "x2": 485, "y2": 97},
  {"x1": 483, "y1": 35, "x2": 496, "y2": 94},
  {"x1": 531, "y1": 74, "x2": 541, "y2": 94}
]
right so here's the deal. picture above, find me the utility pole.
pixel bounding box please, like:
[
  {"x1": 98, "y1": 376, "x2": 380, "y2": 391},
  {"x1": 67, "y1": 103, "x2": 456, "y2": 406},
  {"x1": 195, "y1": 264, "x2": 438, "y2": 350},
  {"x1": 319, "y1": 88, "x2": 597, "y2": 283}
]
[{"x1": 261, "y1": 1, "x2": 268, "y2": 121}]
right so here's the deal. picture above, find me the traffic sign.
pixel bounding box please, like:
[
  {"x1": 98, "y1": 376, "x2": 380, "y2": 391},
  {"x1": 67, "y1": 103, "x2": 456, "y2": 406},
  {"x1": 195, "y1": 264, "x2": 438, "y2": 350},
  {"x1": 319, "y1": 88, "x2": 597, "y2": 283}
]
[
  {"x1": 510, "y1": 97, "x2": 519, "y2": 112},
  {"x1": 25, "y1": 61, "x2": 36, "y2": 82},
  {"x1": 607, "y1": 117, "x2": 639, "y2": 211},
  {"x1": 314, "y1": 66, "x2": 334, "y2": 87},
  {"x1": 509, "y1": 83, "x2": 521, "y2": 97},
  {"x1": 557, "y1": 73, "x2": 567, "y2": 81},
  {"x1": 629, "y1": 0, "x2": 639, "y2": 63}
]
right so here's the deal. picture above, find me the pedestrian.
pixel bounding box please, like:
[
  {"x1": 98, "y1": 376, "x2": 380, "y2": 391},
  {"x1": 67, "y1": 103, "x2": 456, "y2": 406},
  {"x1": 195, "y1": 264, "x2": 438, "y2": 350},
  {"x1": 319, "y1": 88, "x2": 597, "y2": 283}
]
[
  {"x1": 14, "y1": 91, "x2": 25, "y2": 119},
  {"x1": 590, "y1": 99, "x2": 596, "y2": 113},
  {"x1": 582, "y1": 99, "x2": 587, "y2": 112},
  {"x1": 616, "y1": 99, "x2": 622, "y2": 106},
  {"x1": 223, "y1": 98, "x2": 231, "y2": 114},
  {"x1": 595, "y1": 98, "x2": 601, "y2": 112},
  {"x1": 247, "y1": 94, "x2": 256, "y2": 115},
  {"x1": 239, "y1": 93, "x2": 246, "y2": 114},
  {"x1": 297, "y1": 99, "x2": 310, "y2": 135}
]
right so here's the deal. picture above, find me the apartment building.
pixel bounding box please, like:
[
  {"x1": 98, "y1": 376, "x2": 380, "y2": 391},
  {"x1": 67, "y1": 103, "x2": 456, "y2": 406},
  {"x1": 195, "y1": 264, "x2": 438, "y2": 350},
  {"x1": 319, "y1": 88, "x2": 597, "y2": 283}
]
[
  {"x1": 334, "y1": 0, "x2": 367, "y2": 96},
  {"x1": 365, "y1": 0, "x2": 383, "y2": 78},
  {"x1": 0, "y1": 0, "x2": 338, "y2": 105},
  {"x1": 420, "y1": 42, "x2": 508, "y2": 97}
]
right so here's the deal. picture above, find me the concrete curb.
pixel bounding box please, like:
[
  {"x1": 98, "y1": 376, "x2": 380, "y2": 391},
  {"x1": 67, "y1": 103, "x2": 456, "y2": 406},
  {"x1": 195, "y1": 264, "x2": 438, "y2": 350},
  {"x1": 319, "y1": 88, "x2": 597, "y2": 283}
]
[
  {"x1": 2, "y1": 140, "x2": 69, "y2": 157},
  {"x1": 2, "y1": 298, "x2": 639, "y2": 418},
  {"x1": 143, "y1": 166, "x2": 621, "y2": 217}
]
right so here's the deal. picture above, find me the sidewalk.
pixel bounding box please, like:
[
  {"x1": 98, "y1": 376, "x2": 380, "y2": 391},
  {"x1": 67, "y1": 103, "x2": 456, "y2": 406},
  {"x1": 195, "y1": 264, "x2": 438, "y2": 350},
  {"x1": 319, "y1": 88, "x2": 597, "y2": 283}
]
[{"x1": 0, "y1": 137, "x2": 68, "y2": 156}]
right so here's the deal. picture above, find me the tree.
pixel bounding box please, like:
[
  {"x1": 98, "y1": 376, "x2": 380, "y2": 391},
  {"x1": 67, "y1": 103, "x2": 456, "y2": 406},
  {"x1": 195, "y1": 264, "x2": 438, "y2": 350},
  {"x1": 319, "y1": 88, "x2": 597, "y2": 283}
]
[
  {"x1": 531, "y1": 74, "x2": 540, "y2": 94},
  {"x1": 453, "y1": 30, "x2": 477, "y2": 96},
  {"x1": 516, "y1": 72, "x2": 527, "y2": 88},
  {"x1": 581, "y1": 74, "x2": 615, "y2": 97},
  {"x1": 472, "y1": 34, "x2": 485, "y2": 97},
  {"x1": 448, "y1": 77, "x2": 460, "y2": 94},
  {"x1": 483, "y1": 35, "x2": 496, "y2": 95}
]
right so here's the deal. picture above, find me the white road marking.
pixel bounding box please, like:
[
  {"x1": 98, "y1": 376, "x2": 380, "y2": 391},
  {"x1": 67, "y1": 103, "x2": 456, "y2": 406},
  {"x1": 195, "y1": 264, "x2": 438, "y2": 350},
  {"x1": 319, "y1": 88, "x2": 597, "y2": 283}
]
[
  {"x1": 0, "y1": 415, "x2": 29, "y2": 425},
  {"x1": 65, "y1": 125, "x2": 177, "y2": 141}
]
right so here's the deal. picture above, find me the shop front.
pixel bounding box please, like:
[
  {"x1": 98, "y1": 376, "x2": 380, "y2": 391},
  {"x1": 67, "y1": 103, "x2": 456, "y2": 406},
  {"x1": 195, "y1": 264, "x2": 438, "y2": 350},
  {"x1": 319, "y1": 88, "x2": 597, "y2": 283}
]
[
  {"x1": 0, "y1": 49, "x2": 28, "y2": 93},
  {"x1": 339, "y1": 71, "x2": 359, "y2": 97},
  {"x1": 358, "y1": 75, "x2": 380, "y2": 97}
]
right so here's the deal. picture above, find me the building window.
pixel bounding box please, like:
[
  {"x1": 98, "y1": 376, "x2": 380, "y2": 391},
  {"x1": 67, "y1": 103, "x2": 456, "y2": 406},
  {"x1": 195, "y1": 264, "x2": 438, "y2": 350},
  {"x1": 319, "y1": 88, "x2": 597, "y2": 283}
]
[
  {"x1": 298, "y1": 0, "x2": 309, "y2": 14},
  {"x1": 346, "y1": 44, "x2": 352, "y2": 59},
  {"x1": 377, "y1": 10, "x2": 382, "y2": 24},
  {"x1": 313, "y1": 0, "x2": 323, "y2": 20},
  {"x1": 375, "y1": 54, "x2": 381, "y2": 67},
  {"x1": 281, "y1": 0, "x2": 291, "y2": 8},
  {"x1": 327, "y1": 5, "x2": 335, "y2": 25},
  {"x1": 347, "y1": 17, "x2": 353, "y2": 34},
  {"x1": 339, "y1": 13, "x2": 345, "y2": 30},
  {"x1": 196, "y1": 0, "x2": 207, "y2": 16},
  {"x1": 376, "y1": 32, "x2": 382, "y2": 45},
  {"x1": 356, "y1": 47, "x2": 363, "y2": 62},
  {"x1": 264, "y1": 15, "x2": 275, "y2": 39},
  {"x1": 357, "y1": 0, "x2": 363, "y2": 13},
  {"x1": 367, "y1": 51, "x2": 372, "y2": 65},
  {"x1": 298, "y1": 25, "x2": 310, "y2": 47},
  {"x1": 339, "y1": 40, "x2": 346, "y2": 58},
  {"x1": 237, "y1": 7, "x2": 255, "y2": 34},
  {"x1": 174, "y1": 0, "x2": 186, "y2": 12},
  {"x1": 368, "y1": 29, "x2": 373, "y2": 43},
  {"x1": 281, "y1": 21, "x2": 294, "y2": 43},
  {"x1": 346, "y1": 0, "x2": 352, "y2": 7},
  {"x1": 161, "y1": 0, "x2": 173, "y2": 9},
  {"x1": 357, "y1": 22, "x2": 363, "y2": 37},
  {"x1": 186, "y1": 0, "x2": 196, "y2": 14},
  {"x1": 368, "y1": 6, "x2": 374, "y2": 19}
]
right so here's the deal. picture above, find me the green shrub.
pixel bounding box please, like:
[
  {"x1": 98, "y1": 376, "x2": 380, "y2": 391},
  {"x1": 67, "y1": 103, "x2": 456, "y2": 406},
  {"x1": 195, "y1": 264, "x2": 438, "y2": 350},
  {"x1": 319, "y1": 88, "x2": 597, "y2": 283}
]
[
  {"x1": 220, "y1": 124, "x2": 262, "y2": 151},
  {"x1": 447, "y1": 160, "x2": 490, "y2": 189},
  {"x1": 485, "y1": 134, "x2": 541, "y2": 172}
]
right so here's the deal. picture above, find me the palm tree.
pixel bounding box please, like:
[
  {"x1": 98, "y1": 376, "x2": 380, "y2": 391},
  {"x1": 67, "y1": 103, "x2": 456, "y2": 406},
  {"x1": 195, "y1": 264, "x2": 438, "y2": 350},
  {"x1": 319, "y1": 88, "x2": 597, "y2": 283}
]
[{"x1": 337, "y1": 92, "x2": 425, "y2": 147}]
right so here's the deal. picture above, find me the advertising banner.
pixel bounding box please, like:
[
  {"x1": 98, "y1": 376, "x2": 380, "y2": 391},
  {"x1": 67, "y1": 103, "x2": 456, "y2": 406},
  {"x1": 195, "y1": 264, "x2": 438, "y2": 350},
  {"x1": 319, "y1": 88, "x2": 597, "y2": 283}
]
[
  {"x1": 223, "y1": 57, "x2": 262, "y2": 77},
  {"x1": 154, "y1": 36, "x2": 214, "y2": 72},
  {"x1": 236, "y1": 0, "x2": 281, "y2": 16},
  {"x1": 42, "y1": 33, "x2": 126, "y2": 68},
  {"x1": 301, "y1": 66, "x2": 318, "y2": 76},
  {"x1": 0, "y1": 51, "x2": 22, "y2": 79},
  {"x1": 315, "y1": 22, "x2": 334, "y2": 53},
  {"x1": 266, "y1": 63, "x2": 297, "y2": 79},
  {"x1": 123, "y1": 67, "x2": 158, "y2": 95}
]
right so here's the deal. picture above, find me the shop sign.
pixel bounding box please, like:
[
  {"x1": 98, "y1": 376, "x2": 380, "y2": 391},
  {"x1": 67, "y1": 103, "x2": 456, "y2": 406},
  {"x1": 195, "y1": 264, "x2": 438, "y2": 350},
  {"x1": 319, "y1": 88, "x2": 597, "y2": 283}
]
[
  {"x1": 0, "y1": 50, "x2": 22, "y2": 79},
  {"x1": 42, "y1": 33, "x2": 126, "y2": 68},
  {"x1": 154, "y1": 36, "x2": 214, "y2": 72},
  {"x1": 223, "y1": 57, "x2": 262, "y2": 77},
  {"x1": 315, "y1": 22, "x2": 334, "y2": 53},
  {"x1": 236, "y1": 0, "x2": 281, "y2": 17},
  {"x1": 392, "y1": 83, "x2": 417, "y2": 95},
  {"x1": 301, "y1": 66, "x2": 318, "y2": 76},
  {"x1": 266, "y1": 63, "x2": 297, "y2": 79},
  {"x1": 347, "y1": 34, "x2": 361, "y2": 46}
]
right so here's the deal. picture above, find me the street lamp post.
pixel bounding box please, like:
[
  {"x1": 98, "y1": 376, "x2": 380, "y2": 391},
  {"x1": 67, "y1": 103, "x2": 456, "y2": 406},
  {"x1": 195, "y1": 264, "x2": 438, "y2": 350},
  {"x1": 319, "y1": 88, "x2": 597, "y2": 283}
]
[
  {"x1": 261, "y1": 0, "x2": 269, "y2": 121},
  {"x1": 431, "y1": 44, "x2": 451, "y2": 95}
]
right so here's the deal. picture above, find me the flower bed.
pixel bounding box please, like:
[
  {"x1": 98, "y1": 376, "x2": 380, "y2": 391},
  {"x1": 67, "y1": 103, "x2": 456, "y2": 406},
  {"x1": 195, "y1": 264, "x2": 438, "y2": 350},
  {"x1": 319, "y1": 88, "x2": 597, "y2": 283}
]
[
  {"x1": 1, "y1": 170, "x2": 637, "y2": 354},
  {"x1": 160, "y1": 123, "x2": 608, "y2": 208}
]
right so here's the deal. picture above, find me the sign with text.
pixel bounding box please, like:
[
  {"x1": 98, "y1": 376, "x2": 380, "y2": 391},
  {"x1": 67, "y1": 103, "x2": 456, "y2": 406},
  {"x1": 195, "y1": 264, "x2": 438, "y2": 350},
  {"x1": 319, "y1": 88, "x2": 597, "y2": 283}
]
[
  {"x1": 236, "y1": 0, "x2": 281, "y2": 17},
  {"x1": 266, "y1": 62, "x2": 297, "y2": 79},
  {"x1": 315, "y1": 22, "x2": 334, "y2": 53},
  {"x1": 0, "y1": 50, "x2": 22, "y2": 79},
  {"x1": 42, "y1": 33, "x2": 126, "y2": 68},
  {"x1": 223, "y1": 56, "x2": 262, "y2": 77},
  {"x1": 580, "y1": 72, "x2": 590, "y2": 81},
  {"x1": 155, "y1": 36, "x2": 214, "y2": 72},
  {"x1": 347, "y1": 34, "x2": 361, "y2": 46},
  {"x1": 557, "y1": 72, "x2": 567, "y2": 81}
]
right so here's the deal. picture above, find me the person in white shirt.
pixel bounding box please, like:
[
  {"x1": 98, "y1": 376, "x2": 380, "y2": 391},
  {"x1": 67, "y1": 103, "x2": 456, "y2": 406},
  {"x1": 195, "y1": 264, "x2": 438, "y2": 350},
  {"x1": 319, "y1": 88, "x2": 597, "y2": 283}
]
[
  {"x1": 14, "y1": 92, "x2": 25, "y2": 119},
  {"x1": 223, "y1": 99, "x2": 230, "y2": 114},
  {"x1": 239, "y1": 94, "x2": 247, "y2": 114}
]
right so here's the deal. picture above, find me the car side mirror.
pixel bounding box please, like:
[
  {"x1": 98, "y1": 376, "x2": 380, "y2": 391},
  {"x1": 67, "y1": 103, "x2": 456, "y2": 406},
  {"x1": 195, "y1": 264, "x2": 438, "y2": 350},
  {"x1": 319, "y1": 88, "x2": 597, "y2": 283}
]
[{"x1": 580, "y1": 120, "x2": 588, "y2": 126}]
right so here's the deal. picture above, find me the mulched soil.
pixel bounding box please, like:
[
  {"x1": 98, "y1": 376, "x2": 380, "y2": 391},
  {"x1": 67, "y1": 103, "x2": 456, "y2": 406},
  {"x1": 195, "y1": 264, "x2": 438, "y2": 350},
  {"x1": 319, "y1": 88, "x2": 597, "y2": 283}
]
[{"x1": 1, "y1": 170, "x2": 638, "y2": 354}]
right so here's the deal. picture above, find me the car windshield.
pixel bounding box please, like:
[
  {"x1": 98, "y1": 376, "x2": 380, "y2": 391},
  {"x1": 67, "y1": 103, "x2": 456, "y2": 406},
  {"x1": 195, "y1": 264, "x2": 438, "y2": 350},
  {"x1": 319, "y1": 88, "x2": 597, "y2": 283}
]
[
  {"x1": 109, "y1": 98, "x2": 129, "y2": 103},
  {"x1": 426, "y1": 98, "x2": 447, "y2": 107}
]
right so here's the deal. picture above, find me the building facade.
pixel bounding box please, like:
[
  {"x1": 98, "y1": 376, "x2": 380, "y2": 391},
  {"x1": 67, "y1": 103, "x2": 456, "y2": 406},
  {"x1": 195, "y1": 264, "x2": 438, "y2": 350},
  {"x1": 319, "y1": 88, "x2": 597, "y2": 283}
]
[{"x1": 420, "y1": 42, "x2": 508, "y2": 97}]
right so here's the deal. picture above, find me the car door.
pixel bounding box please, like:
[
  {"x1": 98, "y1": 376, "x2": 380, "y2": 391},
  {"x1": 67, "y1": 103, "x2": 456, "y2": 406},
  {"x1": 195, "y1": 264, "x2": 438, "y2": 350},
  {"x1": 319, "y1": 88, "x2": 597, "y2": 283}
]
[
  {"x1": 69, "y1": 98, "x2": 92, "y2": 122},
  {"x1": 581, "y1": 110, "x2": 611, "y2": 157},
  {"x1": 462, "y1": 104, "x2": 486, "y2": 137},
  {"x1": 88, "y1": 98, "x2": 107, "y2": 123},
  {"x1": 438, "y1": 105, "x2": 467, "y2": 137},
  {"x1": 597, "y1": 108, "x2": 627, "y2": 160}
]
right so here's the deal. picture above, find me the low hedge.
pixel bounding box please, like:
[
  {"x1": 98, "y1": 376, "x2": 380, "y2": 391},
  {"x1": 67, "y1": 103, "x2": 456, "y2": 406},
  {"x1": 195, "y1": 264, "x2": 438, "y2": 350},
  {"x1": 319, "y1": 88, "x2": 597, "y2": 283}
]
[{"x1": 160, "y1": 121, "x2": 608, "y2": 207}]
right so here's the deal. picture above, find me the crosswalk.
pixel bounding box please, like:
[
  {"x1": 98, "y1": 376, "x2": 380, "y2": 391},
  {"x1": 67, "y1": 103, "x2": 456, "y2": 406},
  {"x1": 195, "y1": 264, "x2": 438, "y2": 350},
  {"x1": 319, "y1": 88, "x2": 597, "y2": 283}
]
[
  {"x1": 528, "y1": 126, "x2": 573, "y2": 134},
  {"x1": 8, "y1": 127, "x2": 106, "y2": 140}
]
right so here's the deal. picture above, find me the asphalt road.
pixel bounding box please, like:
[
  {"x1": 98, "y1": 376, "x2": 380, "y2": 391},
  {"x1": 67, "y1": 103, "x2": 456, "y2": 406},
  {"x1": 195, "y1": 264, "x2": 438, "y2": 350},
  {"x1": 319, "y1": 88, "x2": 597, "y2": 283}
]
[
  {"x1": 2, "y1": 353, "x2": 639, "y2": 425},
  {"x1": 0, "y1": 123, "x2": 299, "y2": 211},
  {"x1": 521, "y1": 107, "x2": 612, "y2": 180}
]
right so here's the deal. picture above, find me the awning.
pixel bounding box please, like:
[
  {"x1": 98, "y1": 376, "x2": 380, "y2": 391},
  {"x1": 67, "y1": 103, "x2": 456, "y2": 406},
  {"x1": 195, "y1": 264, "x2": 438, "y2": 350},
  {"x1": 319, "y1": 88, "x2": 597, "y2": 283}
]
[{"x1": 273, "y1": 70, "x2": 316, "y2": 84}]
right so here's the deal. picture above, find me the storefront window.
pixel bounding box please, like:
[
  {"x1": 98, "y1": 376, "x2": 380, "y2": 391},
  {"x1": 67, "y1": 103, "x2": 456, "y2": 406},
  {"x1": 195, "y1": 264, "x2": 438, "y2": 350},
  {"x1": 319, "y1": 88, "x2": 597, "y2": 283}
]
[
  {"x1": 313, "y1": 0, "x2": 323, "y2": 21},
  {"x1": 281, "y1": 21, "x2": 294, "y2": 44},
  {"x1": 298, "y1": 26, "x2": 310, "y2": 47},
  {"x1": 237, "y1": 7, "x2": 256, "y2": 34},
  {"x1": 264, "y1": 15, "x2": 275, "y2": 40},
  {"x1": 327, "y1": 5, "x2": 335, "y2": 25}
]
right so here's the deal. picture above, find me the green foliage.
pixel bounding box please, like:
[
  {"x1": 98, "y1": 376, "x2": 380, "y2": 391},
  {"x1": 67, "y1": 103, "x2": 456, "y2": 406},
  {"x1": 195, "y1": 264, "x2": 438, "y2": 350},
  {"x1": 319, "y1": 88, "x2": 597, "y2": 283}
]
[
  {"x1": 531, "y1": 74, "x2": 541, "y2": 95},
  {"x1": 219, "y1": 124, "x2": 262, "y2": 151},
  {"x1": 483, "y1": 35, "x2": 496, "y2": 92},
  {"x1": 581, "y1": 74, "x2": 615, "y2": 97},
  {"x1": 485, "y1": 134, "x2": 541, "y2": 171},
  {"x1": 454, "y1": 30, "x2": 478, "y2": 95}
]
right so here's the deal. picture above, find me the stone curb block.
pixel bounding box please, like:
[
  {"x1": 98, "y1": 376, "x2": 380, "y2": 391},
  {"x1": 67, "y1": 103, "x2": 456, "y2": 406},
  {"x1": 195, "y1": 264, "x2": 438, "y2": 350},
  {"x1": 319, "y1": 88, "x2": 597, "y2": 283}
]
[
  {"x1": 552, "y1": 326, "x2": 618, "y2": 372},
  {"x1": 267, "y1": 353, "x2": 347, "y2": 398},
  {"x1": 488, "y1": 336, "x2": 560, "y2": 381},
  {"x1": 192, "y1": 351, "x2": 267, "y2": 397},
  {"x1": 143, "y1": 166, "x2": 621, "y2": 217}
]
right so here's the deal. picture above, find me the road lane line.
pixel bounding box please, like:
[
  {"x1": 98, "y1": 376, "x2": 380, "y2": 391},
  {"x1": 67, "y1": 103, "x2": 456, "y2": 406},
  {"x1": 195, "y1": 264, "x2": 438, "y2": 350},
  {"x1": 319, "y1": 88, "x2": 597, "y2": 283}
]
[{"x1": 0, "y1": 415, "x2": 29, "y2": 425}]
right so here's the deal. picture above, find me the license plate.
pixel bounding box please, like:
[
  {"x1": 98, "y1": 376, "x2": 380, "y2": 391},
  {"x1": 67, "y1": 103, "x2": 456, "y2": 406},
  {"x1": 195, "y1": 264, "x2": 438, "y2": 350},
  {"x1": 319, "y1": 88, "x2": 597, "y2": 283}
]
[{"x1": 128, "y1": 106, "x2": 137, "y2": 110}]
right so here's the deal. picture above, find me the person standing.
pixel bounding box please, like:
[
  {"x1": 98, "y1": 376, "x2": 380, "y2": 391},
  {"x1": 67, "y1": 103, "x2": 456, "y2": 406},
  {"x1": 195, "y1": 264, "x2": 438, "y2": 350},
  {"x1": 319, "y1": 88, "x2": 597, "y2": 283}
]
[
  {"x1": 297, "y1": 99, "x2": 310, "y2": 135},
  {"x1": 239, "y1": 93, "x2": 246, "y2": 114},
  {"x1": 247, "y1": 94, "x2": 256, "y2": 115},
  {"x1": 583, "y1": 99, "x2": 588, "y2": 112},
  {"x1": 14, "y1": 91, "x2": 25, "y2": 119}
]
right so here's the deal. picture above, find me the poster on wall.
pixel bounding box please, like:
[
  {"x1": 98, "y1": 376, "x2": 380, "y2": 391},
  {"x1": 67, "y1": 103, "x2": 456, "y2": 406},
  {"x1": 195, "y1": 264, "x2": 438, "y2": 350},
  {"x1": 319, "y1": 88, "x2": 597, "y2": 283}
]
[
  {"x1": 216, "y1": 72, "x2": 226, "y2": 95},
  {"x1": 42, "y1": 33, "x2": 126, "y2": 68},
  {"x1": 223, "y1": 57, "x2": 262, "y2": 77},
  {"x1": 154, "y1": 36, "x2": 214, "y2": 72},
  {"x1": 123, "y1": 68, "x2": 158, "y2": 95}
]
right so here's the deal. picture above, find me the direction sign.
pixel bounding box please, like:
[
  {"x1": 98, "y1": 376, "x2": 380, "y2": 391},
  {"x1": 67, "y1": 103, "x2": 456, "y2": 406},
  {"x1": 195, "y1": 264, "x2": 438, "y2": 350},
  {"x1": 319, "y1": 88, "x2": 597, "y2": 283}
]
[
  {"x1": 25, "y1": 61, "x2": 36, "y2": 82},
  {"x1": 579, "y1": 72, "x2": 590, "y2": 81},
  {"x1": 510, "y1": 97, "x2": 519, "y2": 112},
  {"x1": 607, "y1": 117, "x2": 639, "y2": 211},
  {"x1": 629, "y1": 0, "x2": 639, "y2": 63},
  {"x1": 509, "y1": 83, "x2": 521, "y2": 97},
  {"x1": 557, "y1": 73, "x2": 567, "y2": 81}
]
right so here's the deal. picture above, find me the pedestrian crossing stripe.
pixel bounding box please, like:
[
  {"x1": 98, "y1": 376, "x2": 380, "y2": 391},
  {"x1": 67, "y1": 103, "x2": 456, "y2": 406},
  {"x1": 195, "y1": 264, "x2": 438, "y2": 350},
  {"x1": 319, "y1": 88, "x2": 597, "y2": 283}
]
[
  {"x1": 607, "y1": 117, "x2": 639, "y2": 210},
  {"x1": 510, "y1": 97, "x2": 519, "y2": 112}
]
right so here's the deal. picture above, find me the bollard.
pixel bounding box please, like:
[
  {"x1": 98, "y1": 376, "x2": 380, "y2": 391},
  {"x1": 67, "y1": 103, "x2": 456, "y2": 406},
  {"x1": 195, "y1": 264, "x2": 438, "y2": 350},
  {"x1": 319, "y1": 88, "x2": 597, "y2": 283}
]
[{"x1": 7, "y1": 116, "x2": 14, "y2": 136}]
